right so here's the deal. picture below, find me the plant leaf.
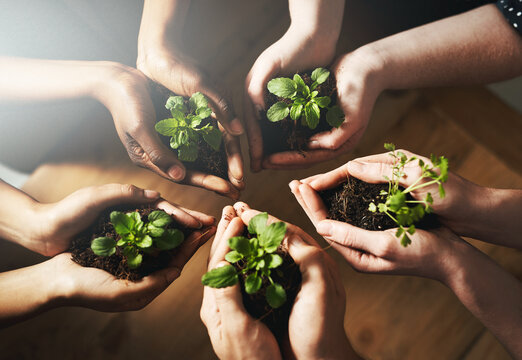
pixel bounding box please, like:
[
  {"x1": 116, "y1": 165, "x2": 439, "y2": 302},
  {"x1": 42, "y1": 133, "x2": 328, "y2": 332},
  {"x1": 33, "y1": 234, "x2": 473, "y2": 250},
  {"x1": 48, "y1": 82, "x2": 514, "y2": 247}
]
[
  {"x1": 155, "y1": 118, "x2": 180, "y2": 137},
  {"x1": 259, "y1": 221, "x2": 286, "y2": 253},
  {"x1": 225, "y1": 250, "x2": 243, "y2": 263},
  {"x1": 178, "y1": 143, "x2": 198, "y2": 162},
  {"x1": 196, "y1": 106, "x2": 212, "y2": 120},
  {"x1": 201, "y1": 264, "x2": 238, "y2": 288},
  {"x1": 245, "y1": 273, "x2": 262, "y2": 294},
  {"x1": 267, "y1": 253, "x2": 283, "y2": 268},
  {"x1": 123, "y1": 247, "x2": 142, "y2": 269},
  {"x1": 189, "y1": 92, "x2": 208, "y2": 112},
  {"x1": 384, "y1": 143, "x2": 396, "y2": 151},
  {"x1": 267, "y1": 77, "x2": 297, "y2": 98},
  {"x1": 266, "y1": 283, "x2": 286, "y2": 308},
  {"x1": 314, "y1": 96, "x2": 331, "y2": 108},
  {"x1": 148, "y1": 210, "x2": 172, "y2": 228},
  {"x1": 311, "y1": 68, "x2": 330, "y2": 84},
  {"x1": 201, "y1": 126, "x2": 222, "y2": 151},
  {"x1": 91, "y1": 237, "x2": 116, "y2": 256},
  {"x1": 326, "y1": 105, "x2": 344, "y2": 128},
  {"x1": 388, "y1": 192, "x2": 406, "y2": 212},
  {"x1": 228, "y1": 236, "x2": 252, "y2": 256},
  {"x1": 266, "y1": 101, "x2": 290, "y2": 122},
  {"x1": 248, "y1": 212, "x2": 268, "y2": 235},
  {"x1": 110, "y1": 211, "x2": 134, "y2": 235},
  {"x1": 136, "y1": 234, "x2": 153, "y2": 248},
  {"x1": 155, "y1": 229, "x2": 184, "y2": 250},
  {"x1": 293, "y1": 74, "x2": 307, "y2": 95},
  {"x1": 165, "y1": 96, "x2": 185, "y2": 111},
  {"x1": 289, "y1": 103, "x2": 304, "y2": 121},
  {"x1": 148, "y1": 224, "x2": 165, "y2": 237},
  {"x1": 304, "y1": 102, "x2": 320, "y2": 129}
]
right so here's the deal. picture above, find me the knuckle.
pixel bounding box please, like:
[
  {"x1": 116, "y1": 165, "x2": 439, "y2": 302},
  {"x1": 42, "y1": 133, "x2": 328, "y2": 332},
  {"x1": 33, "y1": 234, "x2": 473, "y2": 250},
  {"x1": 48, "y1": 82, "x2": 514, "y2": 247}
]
[
  {"x1": 147, "y1": 148, "x2": 165, "y2": 166},
  {"x1": 120, "y1": 184, "x2": 141, "y2": 197}
]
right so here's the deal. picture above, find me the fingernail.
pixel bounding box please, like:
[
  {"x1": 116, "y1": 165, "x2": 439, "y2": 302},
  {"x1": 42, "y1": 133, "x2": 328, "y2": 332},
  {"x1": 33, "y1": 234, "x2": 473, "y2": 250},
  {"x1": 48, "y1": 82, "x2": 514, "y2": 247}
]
[
  {"x1": 289, "y1": 235, "x2": 306, "y2": 249},
  {"x1": 347, "y1": 160, "x2": 364, "y2": 174},
  {"x1": 317, "y1": 221, "x2": 332, "y2": 237},
  {"x1": 144, "y1": 189, "x2": 160, "y2": 199},
  {"x1": 168, "y1": 166, "x2": 185, "y2": 181},
  {"x1": 255, "y1": 105, "x2": 264, "y2": 121},
  {"x1": 166, "y1": 267, "x2": 181, "y2": 283},
  {"x1": 309, "y1": 140, "x2": 319, "y2": 147},
  {"x1": 229, "y1": 118, "x2": 243, "y2": 135}
]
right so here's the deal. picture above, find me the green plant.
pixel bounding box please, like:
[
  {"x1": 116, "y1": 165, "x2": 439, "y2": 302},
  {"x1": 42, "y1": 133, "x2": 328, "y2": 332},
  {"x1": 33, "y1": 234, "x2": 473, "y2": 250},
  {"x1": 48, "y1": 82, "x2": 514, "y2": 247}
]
[
  {"x1": 368, "y1": 143, "x2": 449, "y2": 247},
  {"x1": 266, "y1": 67, "x2": 344, "y2": 129},
  {"x1": 201, "y1": 212, "x2": 288, "y2": 309},
  {"x1": 155, "y1": 92, "x2": 222, "y2": 162},
  {"x1": 91, "y1": 210, "x2": 184, "y2": 269}
]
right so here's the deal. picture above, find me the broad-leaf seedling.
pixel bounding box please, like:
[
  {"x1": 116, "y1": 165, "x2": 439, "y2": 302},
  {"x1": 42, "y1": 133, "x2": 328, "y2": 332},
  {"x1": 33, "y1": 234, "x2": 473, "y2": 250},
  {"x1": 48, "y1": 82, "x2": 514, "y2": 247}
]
[
  {"x1": 201, "y1": 212, "x2": 288, "y2": 309},
  {"x1": 155, "y1": 92, "x2": 222, "y2": 162},
  {"x1": 266, "y1": 68, "x2": 344, "y2": 129},
  {"x1": 91, "y1": 210, "x2": 184, "y2": 269},
  {"x1": 368, "y1": 143, "x2": 449, "y2": 247}
]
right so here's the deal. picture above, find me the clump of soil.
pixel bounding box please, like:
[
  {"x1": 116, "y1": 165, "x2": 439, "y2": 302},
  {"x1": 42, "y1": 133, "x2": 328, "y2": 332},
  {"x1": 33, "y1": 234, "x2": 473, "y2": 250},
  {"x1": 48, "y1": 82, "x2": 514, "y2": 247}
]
[
  {"x1": 70, "y1": 205, "x2": 189, "y2": 281},
  {"x1": 260, "y1": 70, "x2": 338, "y2": 155},
  {"x1": 233, "y1": 231, "x2": 302, "y2": 340},
  {"x1": 319, "y1": 177, "x2": 439, "y2": 231},
  {"x1": 148, "y1": 81, "x2": 228, "y2": 180}
]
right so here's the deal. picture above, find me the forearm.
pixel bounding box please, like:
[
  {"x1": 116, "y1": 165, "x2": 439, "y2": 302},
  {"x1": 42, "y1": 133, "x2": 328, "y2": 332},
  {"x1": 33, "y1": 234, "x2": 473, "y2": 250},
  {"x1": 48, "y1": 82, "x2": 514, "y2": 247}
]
[
  {"x1": 0, "y1": 260, "x2": 65, "y2": 327},
  {"x1": 443, "y1": 242, "x2": 522, "y2": 358},
  {"x1": 369, "y1": 4, "x2": 522, "y2": 89}
]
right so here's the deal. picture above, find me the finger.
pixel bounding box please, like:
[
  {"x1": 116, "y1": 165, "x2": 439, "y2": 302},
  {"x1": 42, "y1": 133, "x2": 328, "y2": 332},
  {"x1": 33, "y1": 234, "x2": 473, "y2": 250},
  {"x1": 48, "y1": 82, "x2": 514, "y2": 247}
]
[
  {"x1": 243, "y1": 87, "x2": 264, "y2": 172},
  {"x1": 155, "y1": 199, "x2": 203, "y2": 229},
  {"x1": 210, "y1": 262, "x2": 250, "y2": 316},
  {"x1": 328, "y1": 242, "x2": 394, "y2": 273},
  {"x1": 199, "y1": 82, "x2": 243, "y2": 136},
  {"x1": 316, "y1": 219, "x2": 389, "y2": 254},
  {"x1": 222, "y1": 124, "x2": 245, "y2": 190},
  {"x1": 208, "y1": 217, "x2": 244, "y2": 269},
  {"x1": 178, "y1": 207, "x2": 216, "y2": 227},
  {"x1": 232, "y1": 201, "x2": 251, "y2": 217},
  {"x1": 305, "y1": 164, "x2": 350, "y2": 191},
  {"x1": 210, "y1": 206, "x2": 237, "y2": 259},
  {"x1": 289, "y1": 180, "x2": 312, "y2": 222},
  {"x1": 307, "y1": 120, "x2": 361, "y2": 151},
  {"x1": 297, "y1": 183, "x2": 329, "y2": 226},
  {"x1": 169, "y1": 225, "x2": 217, "y2": 271},
  {"x1": 182, "y1": 170, "x2": 240, "y2": 199},
  {"x1": 246, "y1": 55, "x2": 280, "y2": 109}
]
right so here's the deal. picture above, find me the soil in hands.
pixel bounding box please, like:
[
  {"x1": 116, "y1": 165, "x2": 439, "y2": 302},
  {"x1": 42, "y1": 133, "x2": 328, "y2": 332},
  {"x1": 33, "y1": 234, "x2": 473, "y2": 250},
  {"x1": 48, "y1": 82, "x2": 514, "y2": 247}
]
[
  {"x1": 260, "y1": 71, "x2": 338, "y2": 155},
  {"x1": 319, "y1": 177, "x2": 439, "y2": 231},
  {"x1": 149, "y1": 81, "x2": 228, "y2": 180},
  {"x1": 234, "y1": 237, "x2": 301, "y2": 340},
  {"x1": 70, "y1": 205, "x2": 189, "y2": 281}
]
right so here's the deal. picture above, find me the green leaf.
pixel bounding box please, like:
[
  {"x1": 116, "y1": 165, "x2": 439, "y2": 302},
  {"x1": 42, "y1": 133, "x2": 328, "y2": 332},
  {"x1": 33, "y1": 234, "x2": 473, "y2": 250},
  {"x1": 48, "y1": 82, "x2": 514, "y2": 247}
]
[
  {"x1": 267, "y1": 77, "x2": 297, "y2": 98},
  {"x1": 225, "y1": 250, "x2": 243, "y2": 263},
  {"x1": 116, "y1": 238, "x2": 126, "y2": 246},
  {"x1": 400, "y1": 233, "x2": 412, "y2": 247},
  {"x1": 248, "y1": 212, "x2": 268, "y2": 235},
  {"x1": 438, "y1": 183, "x2": 446, "y2": 198},
  {"x1": 311, "y1": 68, "x2": 330, "y2": 84},
  {"x1": 266, "y1": 283, "x2": 286, "y2": 308},
  {"x1": 293, "y1": 74, "x2": 307, "y2": 95},
  {"x1": 155, "y1": 118, "x2": 180, "y2": 137},
  {"x1": 91, "y1": 237, "x2": 116, "y2": 257},
  {"x1": 245, "y1": 273, "x2": 263, "y2": 294},
  {"x1": 201, "y1": 264, "x2": 238, "y2": 288},
  {"x1": 110, "y1": 211, "x2": 134, "y2": 235},
  {"x1": 304, "y1": 102, "x2": 320, "y2": 129},
  {"x1": 148, "y1": 210, "x2": 172, "y2": 228},
  {"x1": 289, "y1": 103, "x2": 303, "y2": 121},
  {"x1": 425, "y1": 192, "x2": 434, "y2": 205},
  {"x1": 196, "y1": 106, "x2": 212, "y2": 120},
  {"x1": 267, "y1": 253, "x2": 283, "y2": 269},
  {"x1": 256, "y1": 259, "x2": 266, "y2": 270},
  {"x1": 266, "y1": 101, "x2": 290, "y2": 122},
  {"x1": 187, "y1": 114, "x2": 202, "y2": 128},
  {"x1": 202, "y1": 126, "x2": 222, "y2": 151},
  {"x1": 259, "y1": 221, "x2": 286, "y2": 253},
  {"x1": 136, "y1": 235, "x2": 153, "y2": 248},
  {"x1": 189, "y1": 92, "x2": 209, "y2": 112},
  {"x1": 377, "y1": 203, "x2": 387, "y2": 212},
  {"x1": 384, "y1": 143, "x2": 396, "y2": 151},
  {"x1": 310, "y1": 90, "x2": 318, "y2": 98},
  {"x1": 368, "y1": 203, "x2": 377, "y2": 212},
  {"x1": 407, "y1": 225, "x2": 416, "y2": 235},
  {"x1": 178, "y1": 143, "x2": 198, "y2": 162},
  {"x1": 314, "y1": 96, "x2": 331, "y2": 108},
  {"x1": 326, "y1": 105, "x2": 344, "y2": 128},
  {"x1": 388, "y1": 192, "x2": 406, "y2": 212},
  {"x1": 148, "y1": 224, "x2": 165, "y2": 237},
  {"x1": 165, "y1": 96, "x2": 185, "y2": 111},
  {"x1": 123, "y1": 247, "x2": 142, "y2": 269},
  {"x1": 228, "y1": 236, "x2": 252, "y2": 256},
  {"x1": 155, "y1": 229, "x2": 184, "y2": 250}
]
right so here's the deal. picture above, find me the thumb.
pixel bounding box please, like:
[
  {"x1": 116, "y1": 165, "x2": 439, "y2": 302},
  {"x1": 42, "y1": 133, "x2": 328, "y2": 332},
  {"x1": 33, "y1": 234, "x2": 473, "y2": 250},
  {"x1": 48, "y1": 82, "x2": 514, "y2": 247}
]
[
  {"x1": 200, "y1": 83, "x2": 243, "y2": 136},
  {"x1": 346, "y1": 159, "x2": 420, "y2": 189}
]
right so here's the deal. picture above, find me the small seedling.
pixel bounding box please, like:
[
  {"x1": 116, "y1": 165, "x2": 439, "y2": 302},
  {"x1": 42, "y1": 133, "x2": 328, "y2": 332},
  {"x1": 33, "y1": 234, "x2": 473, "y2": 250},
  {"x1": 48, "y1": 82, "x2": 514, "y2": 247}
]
[
  {"x1": 201, "y1": 212, "x2": 288, "y2": 309},
  {"x1": 368, "y1": 143, "x2": 449, "y2": 247},
  {"x1": 155, "y1": 92, "x2": 222, "y2": 162},
  {"x1": 91, "y1": 210, "x2": 184, "y2": 269},
  {"x1": 266, "y1": 67, "x2": 344, "y2": 129}
]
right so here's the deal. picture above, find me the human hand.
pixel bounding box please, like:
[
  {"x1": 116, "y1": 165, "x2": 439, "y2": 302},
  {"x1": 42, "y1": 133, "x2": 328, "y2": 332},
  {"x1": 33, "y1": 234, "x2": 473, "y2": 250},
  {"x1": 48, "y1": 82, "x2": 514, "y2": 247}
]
[
  {"x1": 234, "y1": 202, "x2": 358, "y2": 360},
  {"x1": 200, "y1": 205, "x2": 282, "y2": 360},
  {"x1": 28, "y1": 183, "x2": 215, "y2": 257}
]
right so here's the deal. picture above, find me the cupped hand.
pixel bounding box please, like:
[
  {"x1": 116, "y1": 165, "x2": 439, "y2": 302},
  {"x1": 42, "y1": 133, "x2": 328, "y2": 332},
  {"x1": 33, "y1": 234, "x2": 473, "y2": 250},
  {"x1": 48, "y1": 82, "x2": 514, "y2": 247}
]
[
  {"x1": 137, "y1": 48, "x2": 244, "y2": 193},
  {"x1": 51, "y1": 222, "x2": 215, "y2": 312},
  {"x1": 30, "y1": 183, "x2": 215, "y2": 257},
  {"x1": 200, "y1": 205, "x2": 282, "y2": 360}
]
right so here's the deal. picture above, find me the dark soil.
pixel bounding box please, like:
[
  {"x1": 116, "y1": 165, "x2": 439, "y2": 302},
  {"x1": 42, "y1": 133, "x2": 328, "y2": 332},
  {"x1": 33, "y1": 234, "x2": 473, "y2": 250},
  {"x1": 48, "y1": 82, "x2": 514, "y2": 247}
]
[
  {"x1": 70, "y1": 205, "x2": 190, "y2": 281},
  {"x1": 233, "y1": 239, "x2": 301, "y2": 340},
  {"x1": 148, "y1": 81, "x2": 228, "y2": 180},
  {"x1": 260, "y1": 70, "x2": 338, "y2": 155},
  {"x1": 319, "y1": 177, "x2": 439, "y2": 231}
]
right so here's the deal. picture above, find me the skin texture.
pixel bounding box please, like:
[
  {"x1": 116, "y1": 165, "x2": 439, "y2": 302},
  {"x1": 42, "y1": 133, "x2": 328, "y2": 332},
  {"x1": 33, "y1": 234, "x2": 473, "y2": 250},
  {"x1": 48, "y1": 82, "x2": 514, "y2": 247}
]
[
  {"x1": 137, "y1": 0, "x2": 244, "y2": 194},
  {"x1": 0, "y1": 182, "x2": 216, "y2": 326},
  {"x1": 290, "y1": 150, "x2": 522, "y2": 358},
  {"x1": 201, "y1": 203, "x2": 360, "y2": 360},
  {"x1": 253, "y1": 4, "x2": 522, "y2": 170},
  {"x1": 0, "y1": 57, "x2": 241, "y2": 198}
]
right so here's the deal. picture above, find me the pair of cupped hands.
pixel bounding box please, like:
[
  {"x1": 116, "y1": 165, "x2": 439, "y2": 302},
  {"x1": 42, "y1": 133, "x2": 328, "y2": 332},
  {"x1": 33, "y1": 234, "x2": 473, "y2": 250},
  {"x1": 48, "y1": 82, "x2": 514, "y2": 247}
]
[{"x1": 98, "y1": 22, "x2": 383, "y2": 199}]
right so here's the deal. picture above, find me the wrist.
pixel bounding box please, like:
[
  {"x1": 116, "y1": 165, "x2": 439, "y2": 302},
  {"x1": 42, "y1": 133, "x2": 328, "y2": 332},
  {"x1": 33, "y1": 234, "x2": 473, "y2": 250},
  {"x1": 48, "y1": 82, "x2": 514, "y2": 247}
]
[{"x1": 436, "y1": 238, "x2": 476, "y2": 288}]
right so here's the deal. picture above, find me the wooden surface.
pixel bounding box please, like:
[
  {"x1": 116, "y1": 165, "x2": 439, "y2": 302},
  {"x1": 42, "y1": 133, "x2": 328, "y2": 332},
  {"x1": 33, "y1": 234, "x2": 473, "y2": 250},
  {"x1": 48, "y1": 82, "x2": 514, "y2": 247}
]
[{"x1": 1, "y1": 1, "x2": 521, "y2": 359}]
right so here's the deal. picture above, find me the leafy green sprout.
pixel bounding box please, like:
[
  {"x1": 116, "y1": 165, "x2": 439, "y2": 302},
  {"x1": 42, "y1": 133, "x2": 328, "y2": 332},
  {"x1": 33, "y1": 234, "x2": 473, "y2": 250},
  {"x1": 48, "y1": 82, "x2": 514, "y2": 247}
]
[
  {"x1": 368, "y1": 143, "x2": 449, "y2": 247},
  {"x1": 201, "y1": 212, "x2": 288, "y2": 309},
  {"x1": 266, "y1": 67, "x2": 345, "y2": 130},
  {"x1": 155, "y1": 92, "x2": 222, "y2": 162},
  {"x1": 91, "y1": 210, "x2": 184, "y2": 269}
]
